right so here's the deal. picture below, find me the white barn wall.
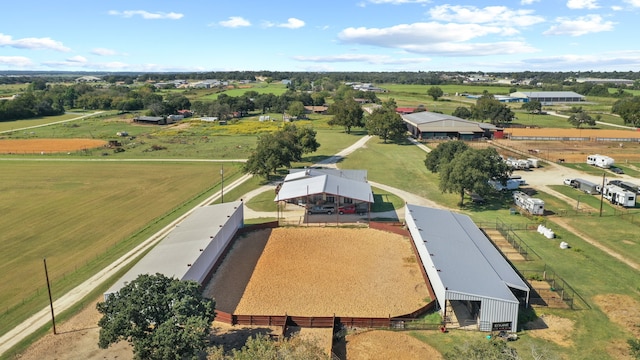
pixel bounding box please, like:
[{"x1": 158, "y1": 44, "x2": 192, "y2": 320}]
[
  {"x1": 406, "y1": 213, "x2": 447, "y2": 310},
  {"x1": 448, "y1": 291, "x2": 519, "y2": 331},
  {"x1": 183, "y1": 204, "x2": 243, "y2": 284}
]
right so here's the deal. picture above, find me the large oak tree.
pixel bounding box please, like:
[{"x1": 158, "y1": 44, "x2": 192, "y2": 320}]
[{"x1": 97, "y1": 273, "x2": 216, "y2": 360}]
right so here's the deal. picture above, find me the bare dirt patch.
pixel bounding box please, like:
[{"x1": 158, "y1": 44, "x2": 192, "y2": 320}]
[
  {"x1": 593, "y1": 294, "x2": 640, "y2": 338},
  {"x1": 494, "y1": 128, "x2": 640, "y2": 163},
  {"x1": 204, "y1": 227, "x2": 430, "y2": 318},
  {"x1": 0, "y1": 139, "x2": 107, "y2": 154},
  {"x1": 522, "y1": 314, "x2": 575, "y2": 347},
  {"x1": 345, "y1": 330, "x2": 443, "y2": 360},
  {"x1": 14, "y1": 296, "x2": 132, "y2": 360}
]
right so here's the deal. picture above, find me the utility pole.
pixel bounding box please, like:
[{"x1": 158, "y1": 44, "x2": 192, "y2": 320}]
[
  {"x1": 43, "y1": 258, "x2": 56, "y2": 335},
  {"x1": 599, "y1": 172, "x2": 605, "y2": 217}
]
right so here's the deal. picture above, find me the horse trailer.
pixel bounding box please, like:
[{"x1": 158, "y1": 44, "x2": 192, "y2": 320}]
[
  {"x1": 602, "y1": 185, "x2": 636, "y2": 207},
  {"x1": 586, "y1": 154, "x2": 614, "y2": 169},
  {"x1": 513, "y1": 191, "x2": 545, "y2": 215}
]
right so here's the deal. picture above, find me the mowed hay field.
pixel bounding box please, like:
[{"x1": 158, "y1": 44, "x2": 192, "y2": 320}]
[
  {"x1": 0, "y1": 160, "x2": 225, "y2": 336},
  {"x1": 204, "y1": 227, "x2": 430, "y2": 318},
  {"x1": 0, "y1": 139, "x2": 107, "y2": 154}
]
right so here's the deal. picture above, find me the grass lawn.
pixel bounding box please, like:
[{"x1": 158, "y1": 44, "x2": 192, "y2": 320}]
[
  {"x1": 0, "y1": 160, "x2": 243, "y2": 338},
  {"x1": 0, "y1": 113, "x2": 98, "y2": 133}
]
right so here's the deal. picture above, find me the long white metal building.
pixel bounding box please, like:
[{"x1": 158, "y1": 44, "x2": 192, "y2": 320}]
[
  {"x1": 405, "y1": 204, "x2": 530, "y2": 332},
  {"x1": 104, "y1": 201, "x2": 244, "y2": 299}
]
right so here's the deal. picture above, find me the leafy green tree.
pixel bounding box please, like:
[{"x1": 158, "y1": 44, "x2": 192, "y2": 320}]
[
  {"x1": 471, "y1": 92, "x2": 514, "y2": 125},
  {"x1": 327, "y1": 98, "x2": 364, "y2": 134},
  {"x1": 438, "y1": 147, "x2": 511, "y2": 206},
  {"x1": 287, "y1": 101, "x2": 306, "y2": 119},
  {"x1": 97, "y1": 273, "x2": 216, "y2": 360},
  {"x1": 521, "y1": 100, "x2": 542, "y2": 114},
  {"x1": 452, "y1": 106, "x2": 472, "y2": 119},
  {"x1": 424, "y1": 140, "x2": 470, "y2": 173},
  {"x1": 164, "y1": 93, "x2": 191, "y2": 114},
  {"x1": 365, "y1": 99, "x2": 407, "y2": 143},
  {"x1": 567, "y1": 110, "x2": 596, "y2": 128},
  {"x1": 243, "y1": 124, "x2": 319, "y2": 178},
  {"x1": 612, "y1": 96, "x2": 640, "y2": 126},
  {"x1": 628, "y1": 338, "x2": 640, "y2": 359},
  {"x1": 427, "y1": 86, "x2": 444, "y2": 101}
]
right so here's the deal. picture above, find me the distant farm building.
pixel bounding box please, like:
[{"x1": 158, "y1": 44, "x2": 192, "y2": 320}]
[
  {"x1": 402, "y1": 111, "x2": 502, "y2": 140},
  {"x1": 304, "y1": 105, "x2": 329, "y2": 115},
  {"x1": 509, "y1": 91, "x2": 585, "y2": 105},
  {"x1": 75, "y1": 76, "x2": 101, "y2": 83}
]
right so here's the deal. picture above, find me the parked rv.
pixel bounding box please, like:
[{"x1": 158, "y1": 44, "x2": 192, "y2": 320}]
[
  {"x1": 489, "y1": 179, "x2": 521, "y2": 191},
  {"x1": 609, "y1": 180, "x2": 640, "y2": 194},
  {"x1": 527, "y1": 158, "x2": 540, "y2": 168},
  {"x1": 513, "y1": 191, "x2": 545, "y2": 215},
  {"x1": 572, "y1": 178, "x2": 600, "y2": 194},
  {"x1": 586, "y1": 154, "x2": 614, "y2": 169},
  {"x1": 602, "y1": 184, "x2": 636, "y2": 207}
]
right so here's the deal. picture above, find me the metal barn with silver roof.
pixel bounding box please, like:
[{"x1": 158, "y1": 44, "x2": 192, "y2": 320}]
[
  {"x1": 104, "y1": 201, "x2": 243, "y2": 299},
  {"x1": 405, "y1": 204, "x2": 529, "y2": 332}
]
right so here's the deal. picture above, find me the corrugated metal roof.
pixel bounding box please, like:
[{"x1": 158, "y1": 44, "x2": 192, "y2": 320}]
[
  {"x1": 276, "y1": 174, "x2": 373, "y2": 203},
  {"x1": 406, "y1": 204, "x2": 528, "y2": 302},
  {"x1": 402, "y1": 112, "x2": 499, "y2": 131},
  {"x1": 511, "y1": 91, "x2": 584, "y2": 98},
  {"x1": 105, "y1": 201, "x2": 243, "y2": 296},
  {"x1": 288, "y1": 168, "x2": 368, "y2": 182}
]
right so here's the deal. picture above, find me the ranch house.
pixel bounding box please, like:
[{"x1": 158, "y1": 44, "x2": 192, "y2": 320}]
[{"x1": 275, "y1": 168, "x2": 373, "y2": 211}]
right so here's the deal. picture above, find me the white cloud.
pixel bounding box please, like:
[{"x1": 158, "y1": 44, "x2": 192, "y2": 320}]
[
  {"x1": 521, "y1": 51, "x2": 640, "y2": 70},
  {"x1": 108, "y1": 10, "x2": 183, "y2": 20},
  {"x1": 611, "y1": 5, "x2": 623, "y2": 10},
  {"x1": 66, "y1": 55, "x2": 88, "y2": 63},
  {"x1": 0, "y1": 33, "x2": 70, "y2": 52},
  {"x1": 293, "y1": 53, "x2": 431, "y2": 65},
  {"x1": 428, "y1": 5, "x2": 545, "y2": 27},
  {"x1": 566, "y1": 0, "x2": 600, "y2": 9},
  {"x1": 338, "y1": 22, "x2": 537, "y2": 56},
  {"x1": 367, "y1": 0, "x2": 431, "y2": 4},
  {"x1": 0, "y1": 56, "x2": 33, "y2": 67},
  {"x1": 544, "y1": 15, "x2": 615, "y2": 36},
  {"x1": 623, "y1": 0, "x2": 640, "y2": 6},
  {"x1": 277, "y1": 18, "x2": 305, "y2": 29},
  {"x1": 520, "y1": 0, "x2": 540, "y2": 4},
  {"x1": 91, "y1": 48, "x2": 117, "y2": 56},
  {"x1": 219, "y1": 16, "x2": 251, "y2": 28}
]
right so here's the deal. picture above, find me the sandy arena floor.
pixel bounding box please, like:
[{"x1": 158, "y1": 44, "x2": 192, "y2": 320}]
[{"x1": 203, "y1": 227, "x2": 430, "y2": 318}]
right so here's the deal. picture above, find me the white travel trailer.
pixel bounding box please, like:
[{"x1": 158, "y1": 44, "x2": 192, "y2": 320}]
[
  {"x1": 602, "y1": 184, "x2": 636, "y2": 207},
  {"x1": 489, "y1": 179, "x2": 521, "y2": 191},
  {"x1": 513, "y1": 191, "x2": 545, "y2": 215},
  {"x1": 586, "y1": 154, "x2": 614, "y2": 169}
]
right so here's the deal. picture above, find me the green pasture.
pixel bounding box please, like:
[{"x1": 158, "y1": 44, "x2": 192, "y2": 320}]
[
  {"x1": 197, "y1": 83, "x2": 289, "y2": 100},
  {"x1": 0, "y1": 160, "x2": 243, "y2": 338},
  {"x1": 0, "y1": 113, "x2": 99, "y2": 133},
  {"x1": 0, "y1": 84, "x2": 28, "y2": 96}
]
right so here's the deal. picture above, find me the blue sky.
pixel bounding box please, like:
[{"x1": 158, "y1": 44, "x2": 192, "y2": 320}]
[{"x1": 2, "y1": 0, "x2": 640, "y2": 73}]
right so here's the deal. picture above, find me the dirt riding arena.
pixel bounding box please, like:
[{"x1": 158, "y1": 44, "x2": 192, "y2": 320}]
[
  {"x1": 496, "y1": 128, "x2": 640, "y2": 163},
  {"x1": 203, "y1": 227, "x2": 430, "y2": 318},
  {"x1": 0, "y1": 139, "x2": 107, "y2": 154}
]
